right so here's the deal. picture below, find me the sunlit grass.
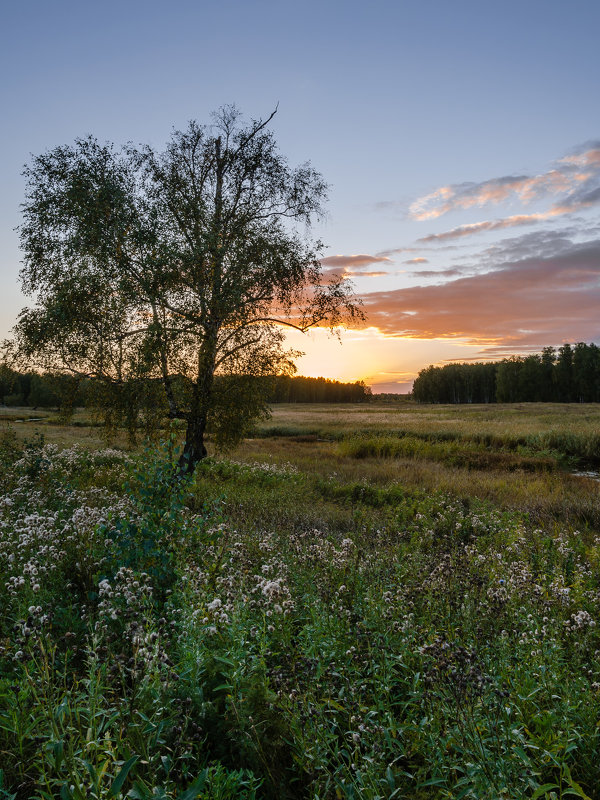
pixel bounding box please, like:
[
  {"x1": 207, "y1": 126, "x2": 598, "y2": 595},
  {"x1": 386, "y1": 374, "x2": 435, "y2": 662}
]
[
  {"x1": 256, "y1": 402, "x2": 600, "y2": 459},
  {"x1": 248, "y1": 406, "x2": 600, "y2": 529},
  {"x1": 1, "y1": 406, "x2": 133, "y2": 450},
  {"x1": 3, "y1": 401, "x2": 599, "y2": 530}
]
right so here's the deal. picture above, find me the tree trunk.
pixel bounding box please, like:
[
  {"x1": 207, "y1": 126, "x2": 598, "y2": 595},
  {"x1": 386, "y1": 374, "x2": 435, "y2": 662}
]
[
  {"x1": 177, "y1": 324, "x2": 219, "y2": 476},
  {"x1": 178, "y1": 413, "x2": 208, "y2": 475},
  {"x1": 177, "y1": 141, "x2": 224, "y2": 478}
]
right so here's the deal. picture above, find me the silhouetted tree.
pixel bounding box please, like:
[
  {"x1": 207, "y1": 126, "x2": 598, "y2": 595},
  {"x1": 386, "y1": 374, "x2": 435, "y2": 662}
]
[{"x1": 10, "y1": 107, "x2": 362, "y2": 472}]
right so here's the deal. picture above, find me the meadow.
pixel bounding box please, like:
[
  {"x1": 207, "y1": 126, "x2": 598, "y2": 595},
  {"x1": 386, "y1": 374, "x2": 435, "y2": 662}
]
[{"x1": 1, "y1": 402, "x2": 600, "y2": 799}]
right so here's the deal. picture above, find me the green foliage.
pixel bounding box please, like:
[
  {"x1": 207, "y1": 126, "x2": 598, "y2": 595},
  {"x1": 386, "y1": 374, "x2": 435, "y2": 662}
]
[
  {"x1": 269, "y1": 375, "x2": 371, "y2": 403},
  {"x1": 90, "y1": 378, "x2": 168, "y2": 445},
  {"x1": 338, "y1": 432, "x2": 559, "y2": 472},
  {"x1": 208, "y1": 375, "x2": 274, "y2": 453}
]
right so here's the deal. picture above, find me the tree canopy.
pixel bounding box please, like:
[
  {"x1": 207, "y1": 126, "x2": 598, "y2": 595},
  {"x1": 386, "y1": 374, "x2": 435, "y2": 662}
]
[{"x1": 10, "y1": 106, "x2": 362, "y2": 470}]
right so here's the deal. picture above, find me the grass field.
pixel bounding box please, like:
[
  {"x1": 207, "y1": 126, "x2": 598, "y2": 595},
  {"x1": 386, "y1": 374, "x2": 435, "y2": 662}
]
[
  {"x1": 4, "y1": 401, "x2": 600, "y2": 530},
  {"x1": 244, "y1": 403, "x2": 600, "y2": 532},
  {"x1": 1, "y1": 402, "x2": 600, "y2": 798}
]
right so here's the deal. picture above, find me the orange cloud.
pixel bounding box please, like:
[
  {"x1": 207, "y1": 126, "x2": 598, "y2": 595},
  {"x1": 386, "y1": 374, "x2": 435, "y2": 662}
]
[
  {"x1": 362, "y1": 240, "x2": 600, "y2": 347},
  {"x1": 404, "y1": 257, "x2": 429, "y2": 264},
  {"x1": 319, "y1": 253, "x2": 394, "y2": 282},
  {"x1": 559, "y1": 146, "x2": 600, "y2": 168},
  {"x1": 320, "y1": 254, "x2": 392, "y2": 269}
]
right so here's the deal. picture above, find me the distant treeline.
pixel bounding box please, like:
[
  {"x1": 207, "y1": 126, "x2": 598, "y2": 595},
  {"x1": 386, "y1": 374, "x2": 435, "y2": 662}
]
[
  {"x1": 0, "y1": 367, "x2": 372, "y2": 408},
  {"x1": 0, "y1": 368, "x2": 79, "y2": 409},
  {"x1": 269, "y1": 375, "x2": 371, "y2": 403},
  {"x1": 412, "y1": 343, "x2": 600, "y2": 404}
]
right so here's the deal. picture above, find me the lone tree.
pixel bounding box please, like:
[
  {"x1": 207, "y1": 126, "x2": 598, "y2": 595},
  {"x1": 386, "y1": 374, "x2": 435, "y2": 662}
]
[{"x1": 11, "y1": 107, "x2": 362, "y2": 472}]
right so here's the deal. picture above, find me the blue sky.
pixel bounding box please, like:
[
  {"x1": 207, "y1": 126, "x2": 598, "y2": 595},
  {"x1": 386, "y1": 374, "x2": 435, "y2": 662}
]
[{"x1": 2, "y1": 0, "x2": 599, "y2": 390}]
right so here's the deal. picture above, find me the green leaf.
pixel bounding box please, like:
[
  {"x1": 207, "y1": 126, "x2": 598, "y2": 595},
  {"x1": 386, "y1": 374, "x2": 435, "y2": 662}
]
[
  {"x1": 160, "y1": 754, "x2": 172, "y2": 775},
  {"x1": 55, "y1": 698, "x2": 70, "y2": 722},
  {"x1": 60, "y1": 785, "x2": 73, "y2": 800},
  {"x1": 51, "y1": 740, "x2": 65, "y2": 770},
  {"x1": 176, "y1": 770, "x2": 208, "y2": 800},
  {"x1": 386, "y1": 765, "x2": 396, "y2": 789},
  {"x1": 513, "y1": 745, "x2": 532, "y2": 763},
  {"x1": 126, "y1": 781, "x2": 149, "y2": 799},
  {"x1": 418, "y1": 776, "x2": 446, "y2": 787},
  {"x1": 531, "y1": 784, "x2": 559, "y2": 799},
  {"x1": 214, "y1": 656, "x2": 235, "y2": 667},
  {"x1": 213, "y1": 683, "x2": 233, "y2": 693},
  {"x1": 108, "y1": 756, "x2": 139, "y2": 798},
  {"x1": 320, "y1": 697, "x2": 346, "y2": 712},
  {"x1": 562, "y1": 763, "x2": 593, "y2": 799},
  {"x1": 84, "y1": 761, "x2": 97, "y2": 784},
  {"x1": 563, "y1": 789, "x2": 593, "y2": 800}
]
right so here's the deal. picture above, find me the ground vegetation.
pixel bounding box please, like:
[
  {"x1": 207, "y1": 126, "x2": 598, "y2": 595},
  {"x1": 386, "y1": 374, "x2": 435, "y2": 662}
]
[{"x1": 1, "y1": 403, "x2": 600, "y2": 798}]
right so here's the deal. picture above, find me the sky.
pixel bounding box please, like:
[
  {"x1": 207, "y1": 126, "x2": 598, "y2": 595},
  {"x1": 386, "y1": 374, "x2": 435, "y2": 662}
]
[{"x1": 1, "y1": 0, "x2": 599, "y2": 392}]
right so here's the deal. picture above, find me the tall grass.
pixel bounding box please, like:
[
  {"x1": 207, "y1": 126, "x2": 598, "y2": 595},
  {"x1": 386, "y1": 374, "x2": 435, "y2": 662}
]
[{"x1": 338, "y1": 433, "x2": 560, "y2": 471}]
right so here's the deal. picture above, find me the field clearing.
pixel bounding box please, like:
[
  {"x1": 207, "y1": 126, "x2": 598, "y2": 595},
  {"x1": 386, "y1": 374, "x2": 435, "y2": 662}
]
[
  {"x1": 4, "y1": 400, "x2": 600, "y2": 448},
  {"x1": 0, "y1": 406, "x2": 132, "y2": 449},
  {"x1": 258, "y1": 401, "x2": 600, "y2": 440},
  {"x1": 7, "y1": 400, "x2": 600, "y2": 437},
  {"x1": 3, "y1": 401, "x2": 599, "y2": 530},
  {"x1": 236, "y1": 403, "x2": 600, "y2": 532}
]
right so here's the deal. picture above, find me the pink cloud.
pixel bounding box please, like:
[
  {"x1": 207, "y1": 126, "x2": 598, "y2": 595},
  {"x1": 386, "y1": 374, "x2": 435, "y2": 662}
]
[
  {"x1": 320, "y1": 254, "x2": 392, "y2": 269},
  {"x1": 409, "y1": 145, "x2": 600, "y2": 221},
  {"x1": 559, "y1": 145, "x2": 600, "y2": 169},
  {"x1": 362, "y1": 241, "x2": 600, "y2": 347},
  {"x1": 417, "y1": 211, "x2": 563, "y2": 242}
]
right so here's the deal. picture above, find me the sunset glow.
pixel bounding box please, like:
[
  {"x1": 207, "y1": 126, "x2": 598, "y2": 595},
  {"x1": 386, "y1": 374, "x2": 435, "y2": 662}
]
[
  {"x1": 284, "y1": 327, "x2": 496, "y2": 393},
  {"x1": 1, "y1": 0, "x2": 599, "y2": 391}
]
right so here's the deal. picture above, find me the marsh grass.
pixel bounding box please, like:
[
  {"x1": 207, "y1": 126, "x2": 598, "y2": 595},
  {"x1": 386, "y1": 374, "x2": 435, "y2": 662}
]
[
  {"x1": 225, "y1": 444, "x2": 599, "y2": 534},
  {"x1": 2, "y1": 398, "x2": 599, "y2": 529},
  {"x1": 254, "y1": 402, "x2": 600, "y2": 463},
  {"x1": 1, "y1": 407, "x2": 133, "y2": 450}
]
